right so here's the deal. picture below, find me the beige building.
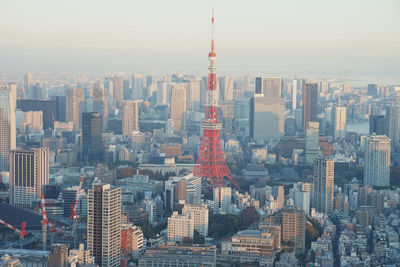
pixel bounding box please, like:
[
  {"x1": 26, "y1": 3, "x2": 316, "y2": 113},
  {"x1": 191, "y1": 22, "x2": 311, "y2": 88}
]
[
  {"x1": 182, "y1": 204, "x2": 209, "y2": 237},
  {"x1": 87, "y1": 184, "x2": 121, "y2": 267},
  {"x1": 9, "y1": 147, "x2": 49, "y2": 207},
  {"x1": 48, "y1": 244, "x2": 68, "y2": 267},
  {"x1": 112, "y1": 76, "x2": 124, "y2": 105},
  {"x1": 121, "y1": 223, "x2": 145, "y2": 258},
  {"x1": 313, "y1": 157, "x2": 334, "y2": 214},
  {"x1": 170, "y1": 83, "x2": 187, "y2": 134},
  {"x1": 282, "y1": 208, "x2": 306, "y2": 256},
  {"x1": 122, "y1": 100, "x2": 139, "y2": 137},
  {"x1": 66, "y1": 88, "x2": 84, "y2": 130},
  {"x1": 0, "y1": 254, "x2": 22, "y2": 267},
  {"x1": 332, "y1": 106, "x2": 346, "y2": 140},
  {"x1": 68, "y1": 243, "x2": 95, "y2": 265},
  {"x1": 167, "y1": 211, "x2": 194, "y2": 244},
  {"x1": 186, "y1": 79, "x2": 201, "y2": 110},
  {"x1": 221, "y1": 230, "x2": 275, "y2": 265},
  {"x1": 22, "y1": 111, "x2": 43, "y2": 132}
]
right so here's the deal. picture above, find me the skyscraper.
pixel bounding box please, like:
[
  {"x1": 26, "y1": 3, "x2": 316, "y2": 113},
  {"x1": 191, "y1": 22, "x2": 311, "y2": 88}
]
[
  {"x1": 369, "y1": 114, "x2": 386, "y2": 135},
  {"x1": 0, "y1": 84, "x2": 16, "y2": 171},
  {"x1": 23, "y1": 73, "x2": 33, "y2": 98},
  {"x1": 219, "y1": 76, "x2": 234, "y2": 101},
  {"x1": 91, "y1": 87, "x2": 109, "y2": 129},
  {"x1": 332, "y1": 106, "x2": 346, "y2": 140},
  {"x1": 156, "y1": 81, "x2": 169, "y2": 106},
  {"x1": 170, "y1": 83, "x2": 187, "y2": 134},
  {"x1": 132, "y1": 74, "x2": 144, "y2": 100},
  {"x1": 66, "y1": 88, "x2": 84, "y2": 130},
  {"x1": 303, "y1": 83, "x2": 318, "y2": 130},
  {"x1": 305, "y1": 121, "x2": 320, "y2": 165},
  {"x1": 18, "y1": 99, "x2": 56, "y2": 129},
  {"x1": 313, "y1": 157, "x2": 334, "y2": 214},
  {"x1": 112, "y1": 76, "x2": 123, "y2": 105},
  {"x1": 282, "y1": 208, "x2": 306, "y2": 256},
  {"x1": 122, "y1": 100, "x2": 139, "y2": 137},
  {"x1": 186, "y1": 79, "x2": 201, "y2": 110},
  {"x1": 52, "y1": 96, "x2": 66, "y2": 122},
  {"x1": 9, "y1": 147, "x2": 49, "y2": 207},
  {"x1": 255, "y1": 77, "x2": 282, "y2": 97},
  {"x1": 364, "y1": 135, "x2": 391, "y2": 187},
  {"x1": 82, "y1": 112, "x2": 102, "y2": 162},
  {"x1": 292, "y1": 79, "x2": 299, "y2": 111},
  {"x1": 385, "y1": 105, "x2": 400, "y2": 151},
  {"x1": 250, "y1": 95, "x2": 285, "y2": 140},
  {"x1": 87, "y1": 184, "x2": 121, "y2": 267}
]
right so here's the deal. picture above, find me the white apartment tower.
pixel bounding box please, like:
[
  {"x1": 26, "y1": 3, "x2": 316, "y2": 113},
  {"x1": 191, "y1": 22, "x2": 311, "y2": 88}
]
[
  {"x1": 182, "y1": 204, "x2": 209, "y2": 237},
  {"x1": 364, "y1": 135, "x2": 391, "y2": 187}
]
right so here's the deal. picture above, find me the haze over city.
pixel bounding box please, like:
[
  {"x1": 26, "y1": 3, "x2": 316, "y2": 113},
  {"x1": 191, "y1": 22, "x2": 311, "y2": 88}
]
[{"x1": 1, "y1": 0, "x2": 400, "y2": 84}]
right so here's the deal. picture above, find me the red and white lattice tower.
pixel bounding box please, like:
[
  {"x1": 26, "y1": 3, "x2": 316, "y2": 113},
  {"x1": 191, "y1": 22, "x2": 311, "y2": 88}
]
[{"x1": 192, "y1": 9, "x2": 240, "y2": 190}]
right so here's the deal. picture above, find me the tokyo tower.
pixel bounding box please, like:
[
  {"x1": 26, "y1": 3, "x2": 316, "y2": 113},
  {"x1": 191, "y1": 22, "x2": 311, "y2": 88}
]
[{"x1": 192, "y1": 10, "x2": 240, "y2": 190}]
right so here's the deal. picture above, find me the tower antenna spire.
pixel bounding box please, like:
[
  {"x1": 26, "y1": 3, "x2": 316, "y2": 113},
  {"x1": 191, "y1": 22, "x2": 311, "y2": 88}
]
[{"x1": 211, "y1": 7, "x2": 215, "y2": 52}]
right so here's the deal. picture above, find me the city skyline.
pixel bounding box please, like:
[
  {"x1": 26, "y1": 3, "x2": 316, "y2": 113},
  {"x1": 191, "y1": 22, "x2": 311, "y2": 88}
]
[{"x1": 0, "y1": 0, "x2": 399, "y2": 85}]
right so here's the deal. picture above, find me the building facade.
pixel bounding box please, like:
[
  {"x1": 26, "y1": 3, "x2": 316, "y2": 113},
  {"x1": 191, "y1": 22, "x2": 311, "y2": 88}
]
[
  {"x1": 87, "y1": 184, "x2": 121, "y2": 267},
  {"x1": 0, "y1": 84, "x2": 16, "y2": 172},
  {"x1": 364, "y1": 135, "x2": 391, "y2": 187},
  {"x1": 9, "y1": 147, "x2": 49, "y2": 207},
  {"x1": 313, "y1": 157, "x2": 334, "y2": 214}
]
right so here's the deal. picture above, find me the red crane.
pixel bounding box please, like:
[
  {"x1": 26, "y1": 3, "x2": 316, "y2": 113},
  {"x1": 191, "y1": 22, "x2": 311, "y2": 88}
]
[
  {"x1": 41, "y1": 194, "x2": 48, "y2": 250},
  {"x1": 70, "y1": 175, "x2": 84, "y2": 248},
  {"x1": 0, "y1": 219, "x2": 27, "y2": 249}
]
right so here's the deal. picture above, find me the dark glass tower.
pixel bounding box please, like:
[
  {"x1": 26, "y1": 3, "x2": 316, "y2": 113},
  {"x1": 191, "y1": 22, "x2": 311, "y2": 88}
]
[{"x1": 82, "y1": 112, "x2": 102, "y2": 162}]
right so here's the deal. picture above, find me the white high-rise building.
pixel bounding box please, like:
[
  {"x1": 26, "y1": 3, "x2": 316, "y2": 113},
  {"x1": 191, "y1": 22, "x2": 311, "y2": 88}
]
[
  {"x1": 313, "y1": 157, "x2": 334, "y2": 214},
  {"x1": 305, "y1": 121, "x2": 320, "y2": 165},
  {"x1": 167, "y1": 211, "x2": 194, "y2": 244},
  {"x1": 219, "y1": 76, "x2": 234, "y2": 101},
  {"x1": 292, "y1": 79, "x2": 299, "y2": 111},
  {"x1": 332, "y1": 106, "x2": 346, "y2": 140},
  {"x1": 132, "y1": 74, "x2": 144, "y2": 100},
  {"x1": 186, "y1": 80, "x2": 201, "y2": 110},
  {"x1": 9, "y1": 147, "x2": 49, "y2": 207},
  {"x1": 122, "y1": 100, "x2": 139, "y2": 136},
  {"x1": 182, "y1": 204, "x2": 209, "y2": 237},
  {"x1": 294, "y1": 190, "x2": 310, "y2": 215},
  {"x1": 0, "y1": 84, "x2": 16, "y2": 172},
  {"x1": 364, "y1": 135, "x2": 391, "y2": 187},
  {"x1": 213, "y1": 186, "x2": 231, "y2": 214},
  {"x1": 156, "y1": 81, "x2": 169, "y2": 106},
  {"x1": 23, "y1": 73, "x2": 33, "y2": 98},
  {"x1": 185, "y1": 175, "x2": 202, "y2": 205},
  {"x1": 87, "y1": 184, "x2": 121, "y2": 267}
]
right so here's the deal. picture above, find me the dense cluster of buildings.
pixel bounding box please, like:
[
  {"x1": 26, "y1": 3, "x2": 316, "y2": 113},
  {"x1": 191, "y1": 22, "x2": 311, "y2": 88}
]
[{"x1": 0, "y1": 64, "x2": 400, "y2": 267}]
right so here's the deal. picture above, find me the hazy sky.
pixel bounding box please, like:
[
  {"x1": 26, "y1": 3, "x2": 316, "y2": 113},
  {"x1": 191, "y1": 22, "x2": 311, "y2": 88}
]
[{"x1": 1, "y1": 0, "x2": 399, "y2": 82}]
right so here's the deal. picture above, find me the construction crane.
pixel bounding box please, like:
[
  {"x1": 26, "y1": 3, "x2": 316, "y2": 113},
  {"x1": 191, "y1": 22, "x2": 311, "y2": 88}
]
[
  {"x1": 70, "y1": 175, "x2": 84, "y2": 248},
  {"x1": 40, "y1": 194, "x2": 48, "y2": 250},
  {"x1": 0, "y1": 219, "x2": 27, "y2": 249}
]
